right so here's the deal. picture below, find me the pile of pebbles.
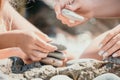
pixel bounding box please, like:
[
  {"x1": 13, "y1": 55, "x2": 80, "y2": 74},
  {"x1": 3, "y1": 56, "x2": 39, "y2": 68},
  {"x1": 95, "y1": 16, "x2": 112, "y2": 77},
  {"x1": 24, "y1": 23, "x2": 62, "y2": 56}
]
[
  {"x1": 0, "y1": 58, "x2": 120, "y2": 80},
  {"x1": 0, "y1": 44, "x2": 120, "y2": 80}
]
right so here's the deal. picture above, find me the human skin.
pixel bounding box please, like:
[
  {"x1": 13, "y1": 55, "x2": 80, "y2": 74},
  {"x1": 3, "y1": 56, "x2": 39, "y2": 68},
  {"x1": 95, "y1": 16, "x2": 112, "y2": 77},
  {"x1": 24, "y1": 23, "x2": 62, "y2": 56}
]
[
  {"x1": 0, "y1": 30, "x2": 53, "y2": 63},
  {"x1": 0, "y1": 1, "x2": 58, "y2": 63},
  {"x1": 80, "y1": 31, "x2": 109, "y2": 60},
  {"x1": 54, "y1": 0, "x2": 120, "y2": 60},
  {"x1": 54, "y1": 0, "x2": 120, "y2": 27},
  {"x1": 99, "y1": 25, "x2": 120, "y2": 58}
]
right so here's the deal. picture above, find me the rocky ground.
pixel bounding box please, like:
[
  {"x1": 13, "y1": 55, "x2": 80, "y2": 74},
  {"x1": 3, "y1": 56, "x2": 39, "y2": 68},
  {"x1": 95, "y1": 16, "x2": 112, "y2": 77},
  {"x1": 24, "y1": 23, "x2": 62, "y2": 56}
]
[
  {"x1": 2, "y1": 0, "x2": 120, "y2": 80},
  {"x1": 0, "y1": 57, "x2": 120, "y2": 80}
]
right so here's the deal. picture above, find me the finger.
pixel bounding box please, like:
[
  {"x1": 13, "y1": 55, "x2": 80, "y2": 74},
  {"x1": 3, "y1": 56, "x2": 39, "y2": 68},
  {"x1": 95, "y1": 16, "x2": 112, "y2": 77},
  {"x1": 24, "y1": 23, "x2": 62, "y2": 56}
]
[
  {"x1": 112, "y1": 50, "x2": 120, "y2": 57},
  {"x1": 23, "y1": 58, "x2": 33, "y2": 64},
  {"x1": 33, "y1": 45, "x2": 49, "y2": 53},
  {"x1": 0, "y1": 47, "x2": 27, "y2": 59},
  {"x1": 102, "y1": 41, "x2": 120, "y2": 58},
  {"x1": 36, "y1": 37, "x2": 57, "y2": 52},
  {"x1": 57, "y1": 13, "x2": 69, "y2": 24},
  {"x1": 32, "y1": 50, "x2": 48, "y2": 58},
  {"x1": 65, "y1": 0, "x2": 80, "y2": 11},
  {"x1": 29, "y1": 54, "x2": 42, "y2": 62},
  {"x1": 36, "y1": 31, "x2": 52, "y2": 42},
  {"x1": 99, "y1": 34, "x2": 120, "y2": 56},
  {"x1": 54, "y1": 0, "x2": 63, "y2": 16},
  {"x1": 67, "y1": 18, "x2": 88, "y2": 27},
  {"x1": 100, "y1": 28, "x2": 120, "y2": 49}
]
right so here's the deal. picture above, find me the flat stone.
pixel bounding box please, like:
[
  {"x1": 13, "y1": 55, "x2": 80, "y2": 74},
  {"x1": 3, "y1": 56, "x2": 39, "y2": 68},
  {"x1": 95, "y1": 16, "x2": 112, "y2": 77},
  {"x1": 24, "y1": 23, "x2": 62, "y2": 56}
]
[{"x1": 48, "y1": 52, "x2": 66, "y2": 60}]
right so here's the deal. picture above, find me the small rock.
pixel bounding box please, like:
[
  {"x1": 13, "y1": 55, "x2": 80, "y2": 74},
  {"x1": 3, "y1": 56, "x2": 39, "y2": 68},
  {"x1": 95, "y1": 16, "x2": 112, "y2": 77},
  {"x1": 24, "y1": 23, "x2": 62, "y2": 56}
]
[
  {"x1": 66, "y1": 58, "x2": 99, "y2": 66},
  {"x1": 48, "y1": 52, "x2": 66, "y2": 60},
  {"x1": 31, "y1": 78, "x2": 43, "y2": 80},
  {"x1": 93, "y1": 73, "x2": 120, "y2": 80},
  {"x1": 0, "y1": 72, "x2": 9, "y2": 80},
  {"x1": 51, "y1": 43, "x2": 67, "y2": 51},
  {"x1": 50, "y1": 75, "x2": 73, "y2": 80}
]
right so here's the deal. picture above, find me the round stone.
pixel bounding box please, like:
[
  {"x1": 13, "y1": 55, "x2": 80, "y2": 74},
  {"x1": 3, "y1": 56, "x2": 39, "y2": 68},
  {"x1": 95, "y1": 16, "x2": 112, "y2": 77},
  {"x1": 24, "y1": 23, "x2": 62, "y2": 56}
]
[
  {"x1": 50, "y1": 75, "x2": 73, "y2": 80},
  {"x1": 31, "y1": 78, "x2": 43, "y2": 80}
]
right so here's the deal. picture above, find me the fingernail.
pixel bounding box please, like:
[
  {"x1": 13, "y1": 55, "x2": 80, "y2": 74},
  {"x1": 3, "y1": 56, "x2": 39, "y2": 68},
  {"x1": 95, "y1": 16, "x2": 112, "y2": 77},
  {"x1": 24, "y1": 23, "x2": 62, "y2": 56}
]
[
  {"x1": 47, "y1": 38, "x2": 52, "y2": 41},
  {"x1": 98, "y1": 44, "x2": 103, "y2": 49},
  {"x1": 112, "y1": 53, "x2": 118, "y2": 57},
  {"x1": 103, "y1": 52, "x2": 108, "y2": 58},
  {"x1": 53, "y1": 46, "x2": 58, "y2": 50},
  {"x1": 56, "y1": 12, "x2": 59, "y2": 16},
  {"x1": 69, "y1": 20, "x2": 75, "y2": 23},
  {"x1": 98, "y1": 50, "x2": 105, "y2": 56}
]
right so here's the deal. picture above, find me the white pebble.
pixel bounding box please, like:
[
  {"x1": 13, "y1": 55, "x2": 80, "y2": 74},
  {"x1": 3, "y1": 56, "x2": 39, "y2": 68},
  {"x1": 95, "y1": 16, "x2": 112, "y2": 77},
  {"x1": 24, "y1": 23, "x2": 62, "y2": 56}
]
[
  {"x1": 31, "y1": 78, "x2": 43, "y2": 80},
  {"x1": 50, "y1": 75, "x2": 73, "y2": 80}
]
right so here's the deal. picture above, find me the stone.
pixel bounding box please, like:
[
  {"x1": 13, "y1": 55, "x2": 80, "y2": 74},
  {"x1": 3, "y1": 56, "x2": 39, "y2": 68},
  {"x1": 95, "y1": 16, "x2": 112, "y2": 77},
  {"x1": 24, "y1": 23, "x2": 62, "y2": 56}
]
[
  {"x1": 31, "y1": 78, "x2": 43, "y2": 80},
  {"x1": 48, "y1": 52, "x2": 66, "y2": 60},
  {"x1": 1, "y1": 58, "x2": 120, "y2": 80},
  {"x1": 0, "y1": 71, "x2": 9, "y2": 80},
  {"x1": 41, "y1": 57, "x2": 64, "y2": 67},
  {"x1": 93, "y1": 73, "x2": 120, "y2": 80},
  {"x1": 50, "y1": 75, "x2": 73, "y2": 80}
]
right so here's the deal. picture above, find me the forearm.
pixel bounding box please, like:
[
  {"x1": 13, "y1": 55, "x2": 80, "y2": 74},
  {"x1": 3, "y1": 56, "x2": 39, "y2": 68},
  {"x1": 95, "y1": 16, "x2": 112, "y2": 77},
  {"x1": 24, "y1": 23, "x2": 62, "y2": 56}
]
[
  {"x1": 0, "y1": 31, "x2": 21, "y2": 49},
  {"x1": 92, "y1": 0, "x2": 120, "y2": 18},
  {"x1": 3, "y1": 2, "x2": 39, "y2": 31}
]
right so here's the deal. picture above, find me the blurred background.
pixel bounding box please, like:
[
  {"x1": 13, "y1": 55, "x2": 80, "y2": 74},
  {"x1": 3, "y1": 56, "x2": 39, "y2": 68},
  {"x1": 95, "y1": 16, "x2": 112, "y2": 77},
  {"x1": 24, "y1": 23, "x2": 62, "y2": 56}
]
[{"x1": 10, "y1": 0, "x2": 120, "y2": 58}]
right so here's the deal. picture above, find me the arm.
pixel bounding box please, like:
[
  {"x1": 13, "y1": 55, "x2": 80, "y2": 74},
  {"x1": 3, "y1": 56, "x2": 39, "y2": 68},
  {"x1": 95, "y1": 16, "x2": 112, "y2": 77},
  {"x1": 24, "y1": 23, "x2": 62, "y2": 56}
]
[
  {"x1": 3, "y1": 1, "x2": 51, "y2": 42},
  {"x1": 2, "y1": 1, "x2": 57, "y2": 52}
]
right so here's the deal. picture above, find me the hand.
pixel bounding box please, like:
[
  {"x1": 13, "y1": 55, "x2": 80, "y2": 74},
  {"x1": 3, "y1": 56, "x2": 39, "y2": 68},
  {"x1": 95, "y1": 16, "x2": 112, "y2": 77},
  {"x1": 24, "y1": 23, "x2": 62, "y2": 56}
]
[
  {"x1": 54, "y1": 0, "x2": 94, "y2": 27},
  {"x1": 98, "y1": 25, "x2": 120, "y2": 58},
  {"x1": 15, "y1": 30, "x2": 57, "y2": 62},
  {"x1": 0, "y1": 30, "x2": 57, "y2": 62}
]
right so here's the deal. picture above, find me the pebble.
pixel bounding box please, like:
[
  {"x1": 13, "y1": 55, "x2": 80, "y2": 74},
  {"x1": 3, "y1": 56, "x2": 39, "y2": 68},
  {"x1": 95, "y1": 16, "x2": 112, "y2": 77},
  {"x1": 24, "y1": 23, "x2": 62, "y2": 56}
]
[
  {"x1": 50, "y1": 75, "x2": 73, "y2": 80},
  {"x1": 93, "y1": 73, "x2": 120, "y2": 80},
  {"x1": 66, "y1": 58, "x2": 98, "y2": 66},
  {"x1": 0, "y1": 72, "x2": 9, "y2": 80},
  {"x1": 31, "y1": 78, "x2": 43, "y2": 80},
  {"x1": 48, "y1": 52, "x2": 66, "y2": 60}
]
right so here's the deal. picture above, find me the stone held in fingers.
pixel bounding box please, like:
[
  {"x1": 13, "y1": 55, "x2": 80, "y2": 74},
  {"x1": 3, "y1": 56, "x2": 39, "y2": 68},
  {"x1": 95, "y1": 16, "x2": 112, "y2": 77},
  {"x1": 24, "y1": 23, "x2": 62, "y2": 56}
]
[
  {"x1": 50, "y1": 43, "x2": 67, "y2": 51},
  {"x1": 41, "y1": 57, "x2": 64, "y2": 67},
  {"x1": 48, "y1": 51, "x2": 66, "y2": 60}
]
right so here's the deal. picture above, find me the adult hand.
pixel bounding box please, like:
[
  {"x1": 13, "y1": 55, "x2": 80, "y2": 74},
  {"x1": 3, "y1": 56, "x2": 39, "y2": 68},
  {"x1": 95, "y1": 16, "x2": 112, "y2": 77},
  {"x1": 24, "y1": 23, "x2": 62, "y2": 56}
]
[
  {"x1": 99, "y1": 25, "x2": 120, "y2": 58},
  {"x1": 0, "y1": 30, "x2": 57, "y2": 62},
  {"x1": 54, "y1": 0, "x2": 94, "y2": 27},
  {"x1": 15, "y1": 30, "x2": 57, "y2": 62}
]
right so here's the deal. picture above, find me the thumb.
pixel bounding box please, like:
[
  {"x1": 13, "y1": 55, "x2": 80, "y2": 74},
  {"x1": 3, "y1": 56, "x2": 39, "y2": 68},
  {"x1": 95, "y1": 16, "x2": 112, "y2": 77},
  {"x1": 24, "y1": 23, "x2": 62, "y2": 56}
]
[{"x1": 65, "y1": 1, "x2": 80, "y2": 11}]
